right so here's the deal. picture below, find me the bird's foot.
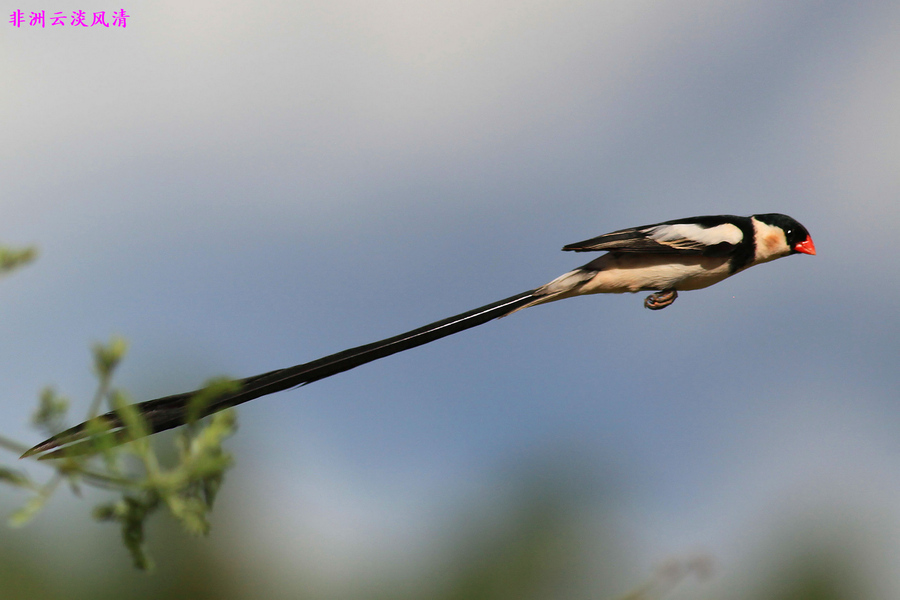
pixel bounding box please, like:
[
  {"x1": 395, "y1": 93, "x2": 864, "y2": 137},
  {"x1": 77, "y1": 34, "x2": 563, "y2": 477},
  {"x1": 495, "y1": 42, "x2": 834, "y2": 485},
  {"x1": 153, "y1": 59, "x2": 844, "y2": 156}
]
[{"x1": 644, "y1": 290, "x2": 677, "y2": 310}]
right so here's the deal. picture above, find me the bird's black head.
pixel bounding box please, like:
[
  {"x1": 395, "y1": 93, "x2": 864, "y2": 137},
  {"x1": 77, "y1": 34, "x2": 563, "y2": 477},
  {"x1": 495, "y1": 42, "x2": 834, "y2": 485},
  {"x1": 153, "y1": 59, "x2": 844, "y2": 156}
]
[{"x1": 753, "y1": 213, "x2": 816, "y2": 255}]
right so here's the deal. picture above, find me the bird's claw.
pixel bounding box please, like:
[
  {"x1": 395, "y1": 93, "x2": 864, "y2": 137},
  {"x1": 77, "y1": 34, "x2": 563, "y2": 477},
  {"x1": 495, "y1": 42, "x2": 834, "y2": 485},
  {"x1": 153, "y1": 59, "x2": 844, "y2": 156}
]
[{"x1": 644, "y1": 290, "x2": 677, "y2": 310}]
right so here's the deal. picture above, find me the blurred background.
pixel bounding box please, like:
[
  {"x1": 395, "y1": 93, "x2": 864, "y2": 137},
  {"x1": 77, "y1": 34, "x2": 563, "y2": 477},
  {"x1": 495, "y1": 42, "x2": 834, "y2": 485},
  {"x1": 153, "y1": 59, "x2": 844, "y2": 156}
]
[{"x1": 2, "y1": 0, "x2": 899, "y2": 597}]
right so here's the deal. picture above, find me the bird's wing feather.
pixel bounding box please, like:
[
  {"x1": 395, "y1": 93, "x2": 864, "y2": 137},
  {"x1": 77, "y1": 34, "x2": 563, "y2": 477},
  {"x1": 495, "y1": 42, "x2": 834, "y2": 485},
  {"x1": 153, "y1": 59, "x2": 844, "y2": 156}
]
[{"x1": 562, "y1": 217, "x2": 745, "y2": 257}]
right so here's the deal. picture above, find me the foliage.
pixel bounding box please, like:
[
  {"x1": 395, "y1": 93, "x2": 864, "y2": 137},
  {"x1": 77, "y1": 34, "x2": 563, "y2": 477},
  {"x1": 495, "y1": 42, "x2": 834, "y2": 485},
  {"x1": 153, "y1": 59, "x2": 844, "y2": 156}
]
[{"x1": 0, "y1": 243, "x2": 238, "y2": 570}]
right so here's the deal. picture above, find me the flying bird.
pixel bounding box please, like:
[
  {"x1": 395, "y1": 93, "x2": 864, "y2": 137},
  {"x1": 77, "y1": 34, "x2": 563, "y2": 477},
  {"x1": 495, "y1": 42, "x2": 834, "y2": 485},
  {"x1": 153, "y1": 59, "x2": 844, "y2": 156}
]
[{"x1": 23, "y1": 213, "x2": 815, "y2": 459}]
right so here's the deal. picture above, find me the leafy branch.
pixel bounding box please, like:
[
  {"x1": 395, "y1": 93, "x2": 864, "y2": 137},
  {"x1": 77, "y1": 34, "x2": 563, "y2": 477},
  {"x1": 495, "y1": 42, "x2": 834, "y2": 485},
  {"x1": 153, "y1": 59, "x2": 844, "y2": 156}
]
[{"x1": 0, "y1": 243, "x2": 238, "y2": 570}]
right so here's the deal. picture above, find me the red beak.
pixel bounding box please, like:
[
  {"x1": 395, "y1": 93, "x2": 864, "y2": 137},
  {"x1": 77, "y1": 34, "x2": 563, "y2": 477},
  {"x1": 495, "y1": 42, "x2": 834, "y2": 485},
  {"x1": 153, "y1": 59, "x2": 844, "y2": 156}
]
[{"x1": 794, "y1": 235, "x2": 816, "y2": 255}]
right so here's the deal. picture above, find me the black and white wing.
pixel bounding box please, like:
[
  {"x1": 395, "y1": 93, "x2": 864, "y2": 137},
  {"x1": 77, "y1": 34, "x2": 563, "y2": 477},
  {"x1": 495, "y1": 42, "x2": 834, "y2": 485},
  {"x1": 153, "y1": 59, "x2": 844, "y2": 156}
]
[{"x1": 562, "y1": 215, "x2": 750, "y2": 257}]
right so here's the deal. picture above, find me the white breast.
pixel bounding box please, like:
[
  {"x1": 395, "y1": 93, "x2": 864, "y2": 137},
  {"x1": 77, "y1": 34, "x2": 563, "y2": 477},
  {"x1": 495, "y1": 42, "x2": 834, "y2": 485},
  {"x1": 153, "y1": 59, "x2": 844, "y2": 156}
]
[{"x1": 577, "y1": 253, "x2": 734, "y2": 294}]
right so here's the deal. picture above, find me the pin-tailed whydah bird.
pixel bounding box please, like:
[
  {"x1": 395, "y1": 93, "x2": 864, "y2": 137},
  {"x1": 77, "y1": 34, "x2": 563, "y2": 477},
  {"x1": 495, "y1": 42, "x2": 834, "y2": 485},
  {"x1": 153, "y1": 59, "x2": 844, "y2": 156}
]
[{"x1": 23, "y1": 213, "x2": 815, "y2": 459}]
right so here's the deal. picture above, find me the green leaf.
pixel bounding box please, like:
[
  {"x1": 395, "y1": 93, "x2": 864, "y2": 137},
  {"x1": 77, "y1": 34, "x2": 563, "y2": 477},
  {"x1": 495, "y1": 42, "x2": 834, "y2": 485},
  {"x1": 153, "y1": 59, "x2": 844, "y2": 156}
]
[
  {"x1": 9, "y1": 495, "x2": 47, "y2": 528},
  {"x1": 186, "y1": 377, "x2": 241, "y2": 424},
  {"x1": 0, "y1": 467, "x2": 32, "y2": 489},
  {"x1": 0, "y1": 245, "x2": 37, "y2": 275},
  {"x1": 31, "y1": 386, "x2": 70, "y2": 434},
  {"x1": 109, "y1": 390, "x2": 149, "y2": 448},
  {"x1": 93, "y1": 496, "x2": 158, "y2": 571},
  {"x1": 202, "y1": 471, "x2": 225, "y2": 509},
  {"x1": 166, "y1": 495, "x2": 211, "y2": 536},
  {"x1": 92, "y1": 336, "x2": 129, "y2": 379}
]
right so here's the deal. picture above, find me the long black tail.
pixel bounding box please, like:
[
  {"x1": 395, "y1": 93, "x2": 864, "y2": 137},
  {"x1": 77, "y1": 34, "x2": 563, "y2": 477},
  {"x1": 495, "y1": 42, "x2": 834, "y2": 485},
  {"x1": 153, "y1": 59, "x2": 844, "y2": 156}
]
[{"x1": 23, "y1": 290, "x2": 539, "y2": 459}]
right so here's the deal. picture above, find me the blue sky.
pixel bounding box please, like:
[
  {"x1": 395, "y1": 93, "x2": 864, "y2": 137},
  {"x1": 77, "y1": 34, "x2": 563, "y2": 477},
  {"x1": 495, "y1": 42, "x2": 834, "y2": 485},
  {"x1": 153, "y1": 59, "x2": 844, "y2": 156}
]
[{"x1": 3, "y1": 0, "x2": 900, "y2": 588}]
